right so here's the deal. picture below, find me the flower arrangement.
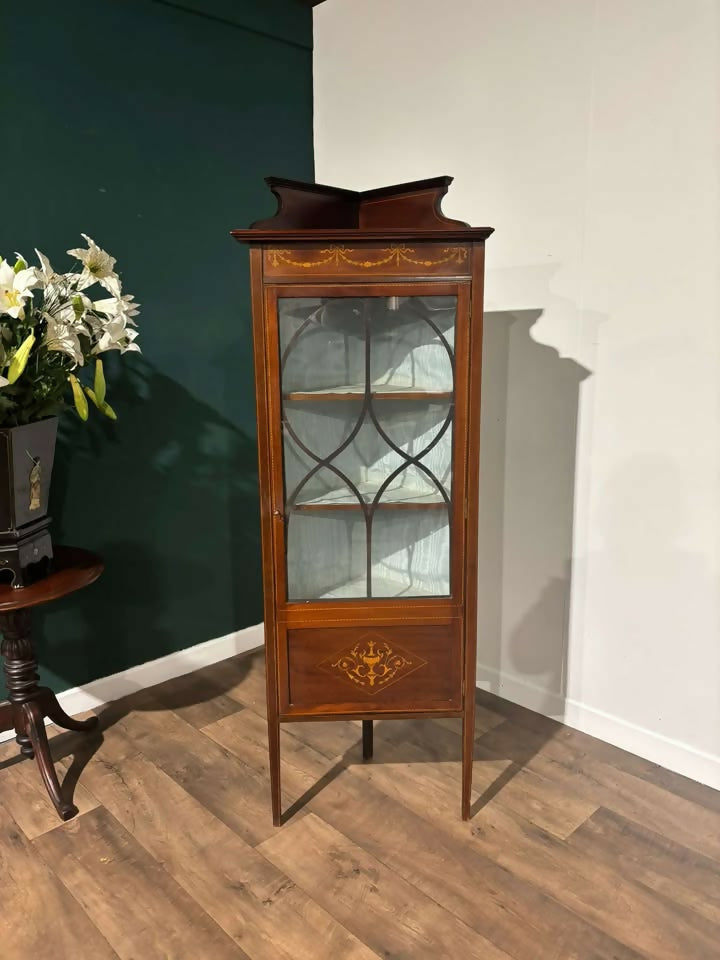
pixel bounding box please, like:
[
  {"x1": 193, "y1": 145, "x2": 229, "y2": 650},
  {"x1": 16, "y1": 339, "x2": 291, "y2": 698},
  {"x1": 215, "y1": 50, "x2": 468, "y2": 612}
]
[{"x1": 0, "y1": 236, "x2": 140, "y2": 426}]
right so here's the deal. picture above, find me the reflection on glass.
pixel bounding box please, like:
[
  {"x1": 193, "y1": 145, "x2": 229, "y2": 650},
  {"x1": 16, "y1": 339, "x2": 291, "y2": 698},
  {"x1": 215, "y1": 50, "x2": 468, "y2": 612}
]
[{"x1": 280, "y1": 296, "x2": 456, "y2": 600}]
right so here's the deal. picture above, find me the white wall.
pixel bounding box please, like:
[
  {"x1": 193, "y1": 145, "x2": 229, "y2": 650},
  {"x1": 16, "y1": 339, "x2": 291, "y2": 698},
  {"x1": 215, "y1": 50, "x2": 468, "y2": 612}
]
[{"x1": 313, "y1": 0, "x2": 720, "y2": 788}]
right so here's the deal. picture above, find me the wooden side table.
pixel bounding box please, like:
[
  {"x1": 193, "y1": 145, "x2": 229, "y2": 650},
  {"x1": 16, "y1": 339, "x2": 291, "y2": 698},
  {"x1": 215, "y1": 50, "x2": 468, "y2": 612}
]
[{"x1": 0, "y1": 546, "x2": 103, "y2": 820}]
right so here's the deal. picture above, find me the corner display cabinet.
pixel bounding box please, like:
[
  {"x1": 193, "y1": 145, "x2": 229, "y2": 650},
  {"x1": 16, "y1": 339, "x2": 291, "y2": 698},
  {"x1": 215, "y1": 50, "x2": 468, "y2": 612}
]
[{"x1": 233, "y1": 176, "x2": 492, "y2": 822}]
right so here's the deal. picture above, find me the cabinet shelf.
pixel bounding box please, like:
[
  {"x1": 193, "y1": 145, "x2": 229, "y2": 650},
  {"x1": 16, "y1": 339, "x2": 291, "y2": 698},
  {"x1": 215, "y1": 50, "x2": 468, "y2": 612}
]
[
  {"x1": 284, "y1": 385, "x2": 453, "y2": 402},
  {"x1": 292, "y1": 479, "x2": 447, "y2": 511},
  {"x1": 318, "y1": 574, "x2": 445, "y2": 600}
]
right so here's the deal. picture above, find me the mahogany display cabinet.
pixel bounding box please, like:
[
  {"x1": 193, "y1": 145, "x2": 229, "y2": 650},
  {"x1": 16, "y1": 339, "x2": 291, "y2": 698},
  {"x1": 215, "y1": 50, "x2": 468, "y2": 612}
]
[{"x1": 233, "y1": 176, "x2": 492, "y2": 822}]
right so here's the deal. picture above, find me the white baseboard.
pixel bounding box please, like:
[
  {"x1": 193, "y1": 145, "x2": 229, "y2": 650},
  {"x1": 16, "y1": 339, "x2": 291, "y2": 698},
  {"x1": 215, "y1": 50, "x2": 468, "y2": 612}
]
[
  {"x1": 4, "y1": 630, "x2": 717, "y2": 794},
  {"x1": 0, "y1": 623, "x2": 264, "y2": 744},
  {"x1": 477, "y1": 663, "x2": 720, "y2": 792}
]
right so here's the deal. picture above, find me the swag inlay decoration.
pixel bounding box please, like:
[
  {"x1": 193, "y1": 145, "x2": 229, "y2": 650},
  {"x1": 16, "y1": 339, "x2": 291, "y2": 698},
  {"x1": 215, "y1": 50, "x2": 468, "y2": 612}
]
[{"x1": 267, "y1": 245, "x2": 468, "y2": 270}]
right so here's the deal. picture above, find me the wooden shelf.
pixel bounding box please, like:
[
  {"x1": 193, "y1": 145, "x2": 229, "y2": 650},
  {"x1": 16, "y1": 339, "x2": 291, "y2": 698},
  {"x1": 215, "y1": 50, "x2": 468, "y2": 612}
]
[
  {"x1": 292, "y1": 481, "x2": 449, "y2": 511},
  {"x1": 285, "y1": 385, "x2": 453, "y2": 402},
  {"x1": 316, "y1": 574, "x2": 448, "y2": 600},
  {"x1": 292, "y1": 500, "x2": 447, "y2": 512}
]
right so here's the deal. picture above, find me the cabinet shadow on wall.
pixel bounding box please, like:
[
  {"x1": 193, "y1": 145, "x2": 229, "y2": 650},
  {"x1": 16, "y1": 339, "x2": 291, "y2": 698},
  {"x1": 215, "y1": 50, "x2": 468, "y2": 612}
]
[
  {"x1": 478, "y1": 308, "x2": 590, "y2": 709},
  {"x1": 469, "y1": 309, "x2": 590, "y2": 810}
]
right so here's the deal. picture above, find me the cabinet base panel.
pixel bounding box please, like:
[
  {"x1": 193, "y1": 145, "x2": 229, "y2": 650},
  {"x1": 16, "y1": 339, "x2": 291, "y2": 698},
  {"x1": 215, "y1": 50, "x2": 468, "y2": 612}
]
[{"x1": 279, "y1": 709, "x2": 464, "y2": 722}]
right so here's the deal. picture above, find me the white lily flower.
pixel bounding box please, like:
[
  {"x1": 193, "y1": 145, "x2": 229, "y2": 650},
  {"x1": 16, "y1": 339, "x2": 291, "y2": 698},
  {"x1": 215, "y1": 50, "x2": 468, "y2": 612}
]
[
  {"x1": 93, "y1": 292, "x2": 140, "y2": 326},
  {"x1": 0, "y1": 258, "x2": 38, "y2": 318},
  {"x1": 92, "y1": 316, "x2": 126, "y2": 353},
  {"x1": 100, "y1": 274, "x2": 121, "y2": 297},
  {"x1": 34, "y1": 249, "x2": 58, "y2": 287},
  {"x1": 40, "y1": 284, "x2": 90, "y2": 365},
  {"x1": 66, "y1": 234, "x2": 118, "y2": 292},
  {"x1": 92, "y1": 316, "x2": 141, "y2": 355},
  {"x1": 121, "y1": 328, "x2": 141, "y2": 353},
  {"x1": 43, "y1": 314, "x2": 85, "y2": 365},
  {"x1": 41, "y1": 281, "x2": 88, "y2": 326}
]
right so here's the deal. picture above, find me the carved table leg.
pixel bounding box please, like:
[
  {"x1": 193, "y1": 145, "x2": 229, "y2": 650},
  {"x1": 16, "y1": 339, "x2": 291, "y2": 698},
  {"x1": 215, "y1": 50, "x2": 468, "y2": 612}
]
[
  {"x1": 0, "y1": 609, "x2": 38, "y2": 758},
  {"x1": 37, "y1": 687, "x2": 98, "y2": 732},
  {"x1": 0, "y1": 608, "x2": 92, "y2": 821},
  {"x1": 22, "y1": 700, "x2": 78, "y2": 820}
]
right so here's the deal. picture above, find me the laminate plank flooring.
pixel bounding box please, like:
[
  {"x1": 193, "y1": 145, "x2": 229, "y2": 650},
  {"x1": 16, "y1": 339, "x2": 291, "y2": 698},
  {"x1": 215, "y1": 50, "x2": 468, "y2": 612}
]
[
  {"x1": 36, "y1": 806, "x2": 247, "y2": 960},
  {"x1": 0, "y1": 744, "x2": 99, "y2": 840},
  {"x1": 0, "y1": 808, "x2": 119, "y2": 960},
  {"x1": 1, "y1": 647, "x2": 718, "y2": 960}
]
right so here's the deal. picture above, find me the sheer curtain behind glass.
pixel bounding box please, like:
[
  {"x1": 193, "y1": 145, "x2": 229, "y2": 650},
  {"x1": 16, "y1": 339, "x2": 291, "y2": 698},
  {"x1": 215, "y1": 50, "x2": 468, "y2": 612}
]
[{"x1": 280, "y1": 295, "x2": 456, "y2": 600}]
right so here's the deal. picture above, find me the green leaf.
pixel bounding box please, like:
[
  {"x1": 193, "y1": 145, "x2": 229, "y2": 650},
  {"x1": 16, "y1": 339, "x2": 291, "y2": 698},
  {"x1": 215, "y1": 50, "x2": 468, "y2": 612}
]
[
  {"x1": 7, "y1": 333, "x2": 36, "y2": 383},
  {"x1": 13, "y1": 256, "x2": 27, "y2": 273},
  {"x1": 94, "y1": 358, "x2": 106, "y2": 405},
  {"x1": 69, "y1": 374, "x2": 88, "y2": 421}
]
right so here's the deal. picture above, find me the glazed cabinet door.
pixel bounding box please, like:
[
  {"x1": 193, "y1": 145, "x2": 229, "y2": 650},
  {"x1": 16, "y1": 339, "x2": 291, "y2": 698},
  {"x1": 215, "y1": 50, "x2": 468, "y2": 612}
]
[{"x1": 266, "y1": 283, "x2": 470, "y2": 608}]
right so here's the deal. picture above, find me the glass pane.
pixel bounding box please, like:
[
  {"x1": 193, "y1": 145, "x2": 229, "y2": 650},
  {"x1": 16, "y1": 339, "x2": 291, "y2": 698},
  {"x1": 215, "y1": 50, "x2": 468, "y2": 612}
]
[
  {"x1": 287, "y1": 513, "x2": 366, "y2": 599},
  {"x1": 371, "y1": 511, "x2": 450, "y2": 597},
  {"x1": 279, "y1": 295, "x2": 456, "y2": 601}
]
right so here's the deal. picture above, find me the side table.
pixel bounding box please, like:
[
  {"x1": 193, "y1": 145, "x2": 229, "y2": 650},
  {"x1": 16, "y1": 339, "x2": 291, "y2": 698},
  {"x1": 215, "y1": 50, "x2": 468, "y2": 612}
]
[{"x1": 0, "y1": 545, "x2": 104, "y2": 820}]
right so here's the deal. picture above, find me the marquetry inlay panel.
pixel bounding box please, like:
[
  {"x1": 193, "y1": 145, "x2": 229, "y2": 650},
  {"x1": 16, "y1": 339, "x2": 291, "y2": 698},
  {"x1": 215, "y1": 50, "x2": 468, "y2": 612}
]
[
  {"x1": 263, "y1": 244, "x2": 470, "y2": 278},
  {"x1": 318, "y1": 632, "x2": 427, "y2": 695}
]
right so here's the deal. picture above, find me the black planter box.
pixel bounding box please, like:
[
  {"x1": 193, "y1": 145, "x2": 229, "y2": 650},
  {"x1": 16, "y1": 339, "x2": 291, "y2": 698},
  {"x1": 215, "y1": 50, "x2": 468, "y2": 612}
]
[
  {"x1": 0, "y1": 417, "x2": 57, "y2": 585},
  {"x1": 0, "y1": 418, "x2": 58, "y2": 531}
]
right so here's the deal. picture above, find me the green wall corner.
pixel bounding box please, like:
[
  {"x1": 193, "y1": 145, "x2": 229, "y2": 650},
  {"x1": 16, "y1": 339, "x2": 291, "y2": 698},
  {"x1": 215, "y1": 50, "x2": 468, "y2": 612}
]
[{"x1": 1, "y1": 0, "x2": 314, "y2": 693}]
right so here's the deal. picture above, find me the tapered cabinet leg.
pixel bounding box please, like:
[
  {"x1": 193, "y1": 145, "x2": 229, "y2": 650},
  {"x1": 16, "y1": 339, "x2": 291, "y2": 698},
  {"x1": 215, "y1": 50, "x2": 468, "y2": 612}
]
[
  {"x1": 23, "y1": 701, "x2": 78, "y2": 821},
  {"x1": 268, "y1": 715, "x2": 282, "y2": 826},
  {"x1": 461, "y1": 696, "x2": 475, "y2": 820},
  {"x1": 362, "y1": 719, "x2": 373, "y2": 761}
]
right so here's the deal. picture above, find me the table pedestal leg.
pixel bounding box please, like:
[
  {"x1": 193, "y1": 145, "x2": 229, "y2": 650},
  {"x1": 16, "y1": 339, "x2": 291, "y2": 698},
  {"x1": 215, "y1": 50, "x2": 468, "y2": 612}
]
[
  {"x1": 37, "y1": 687, "x2": 98, "y2": 732},
  {"x1": 0, "y1": 608, "x2": 97, "y2": 821},
  {"x1": 1, "y1": 609, "x2": 39, "y2": 758},
  {"x1": 23, "y1": 700, "x2": 78, "y2": 820}
]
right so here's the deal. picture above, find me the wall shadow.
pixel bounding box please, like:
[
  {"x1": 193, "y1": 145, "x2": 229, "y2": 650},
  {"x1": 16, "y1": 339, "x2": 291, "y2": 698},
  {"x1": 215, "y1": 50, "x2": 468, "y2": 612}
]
[
  {"x1": 0, "y1": 645, "x2": 265, "y2": 812},
  {"x1": 472, "y1": 309, "x2": 591, "y2": 812},
  {"x1": 23, "y1": 356, "x2": 262, "y2": 695}
]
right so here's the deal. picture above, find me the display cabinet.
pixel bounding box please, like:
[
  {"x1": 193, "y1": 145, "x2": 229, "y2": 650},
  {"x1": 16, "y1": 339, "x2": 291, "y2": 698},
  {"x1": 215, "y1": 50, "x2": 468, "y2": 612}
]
[{"x1": 232, "y1": 176, "x2": 492, "y2": 822}]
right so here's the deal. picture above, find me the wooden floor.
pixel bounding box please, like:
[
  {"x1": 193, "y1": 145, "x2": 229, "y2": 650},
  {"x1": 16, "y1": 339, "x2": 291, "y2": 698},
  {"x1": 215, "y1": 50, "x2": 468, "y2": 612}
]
[{"x1": 2, "y1": 649, "x2": 719, "y2": 960}]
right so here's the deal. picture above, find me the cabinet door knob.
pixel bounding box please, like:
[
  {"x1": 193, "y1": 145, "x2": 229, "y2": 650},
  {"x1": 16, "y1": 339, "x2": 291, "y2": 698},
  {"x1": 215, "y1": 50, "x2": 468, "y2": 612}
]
[{"x1": 272, "y1": 509, "x2": 283, "y2": 519}]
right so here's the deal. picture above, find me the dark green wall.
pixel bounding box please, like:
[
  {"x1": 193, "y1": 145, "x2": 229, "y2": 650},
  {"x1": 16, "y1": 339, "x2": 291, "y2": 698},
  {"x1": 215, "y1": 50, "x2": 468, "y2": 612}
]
[{"x1": 1, "y1": 0, "x2": 314, "y2": 692}]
